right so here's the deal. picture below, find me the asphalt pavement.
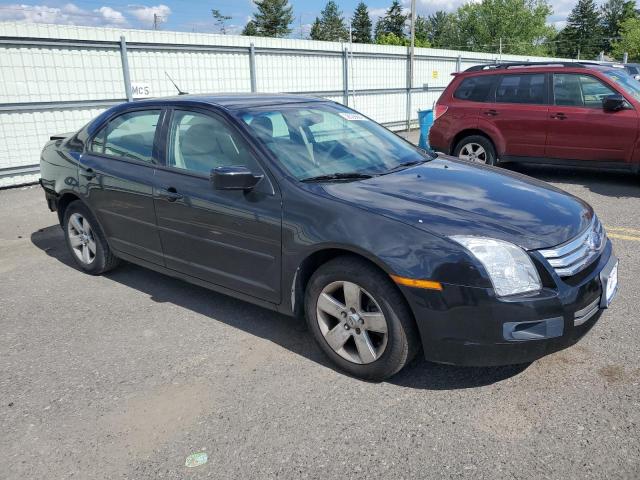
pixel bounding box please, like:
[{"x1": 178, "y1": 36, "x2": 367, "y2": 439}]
[{"x1": 1, "y1": 159, "x2": 639, "y2": 479}]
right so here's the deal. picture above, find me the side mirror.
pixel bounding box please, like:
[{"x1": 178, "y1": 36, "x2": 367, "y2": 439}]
[
  {"x1": 603, "y1": 94, "x2": 626, "y2": 112},
  {"x1": 211, "y1": 166, "x2": 263, "y2": 191},
  {"x1": 634, "y1": 74, "x2": 640, "y2": 81}
]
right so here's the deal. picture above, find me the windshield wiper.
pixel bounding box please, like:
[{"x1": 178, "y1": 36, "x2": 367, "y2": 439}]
[
  {"x1": 380, "y1": 159, "x2": 429, "y2": 175},
  {"x1": 300, "y1": 172, "x2": 374, "y2": 183}
]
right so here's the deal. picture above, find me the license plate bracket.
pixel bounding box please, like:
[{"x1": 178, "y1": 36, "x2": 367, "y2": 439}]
[{"x1": 600, "y1": 256, "x2": 619, "y2": 308}]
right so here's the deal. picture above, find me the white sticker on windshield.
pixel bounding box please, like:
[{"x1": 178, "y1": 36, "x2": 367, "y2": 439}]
[{"x1": 339, "y1": 113, "x2": 368, "y2": 121}]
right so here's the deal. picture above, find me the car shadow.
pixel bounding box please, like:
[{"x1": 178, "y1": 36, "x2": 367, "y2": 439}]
[
  {"x1": 503, "y1": 163, "x2": 639, "y2": 198},
  {"x1": 31, "y1": 224, "x2": 528, "y2": 390}
]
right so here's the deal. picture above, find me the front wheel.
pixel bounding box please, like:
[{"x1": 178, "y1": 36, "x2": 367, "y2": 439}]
[
  {"x1": 453, "y1": 135, "x2": 497, "y2": 166},
  {"x1": 304, "y1": 256, "x2": 420, "y2": 380}
]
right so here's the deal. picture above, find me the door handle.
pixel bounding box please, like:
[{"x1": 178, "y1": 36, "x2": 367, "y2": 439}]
[
  {"x1": 158, "y1": 186, "x2": 183, "y2": 202},
  {"x1": 551, "y1": 113, "x2": 567, "y2": 120},
  {"x1": 79, "y1": 167, "x2": 95, "y2": 179},
  {"x1": 483, "y1": 109, "x2": 498, "y2": 116}
]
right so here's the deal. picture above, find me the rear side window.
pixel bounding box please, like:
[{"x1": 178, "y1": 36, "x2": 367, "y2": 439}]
[
  {"x1": 90, "y1": 110, "x2": 161, "y2": 162},
  {"x1": 495, "y1": 74, "x2": 545, "y2": 104},
  {"x1": 625, "y1": 66, "x2": 638, "y2": 75},
  {"x1": 453, "y1": 75, "x2": 495, "y2": 102}
]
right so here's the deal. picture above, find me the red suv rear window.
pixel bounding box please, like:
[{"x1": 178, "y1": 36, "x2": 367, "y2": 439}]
[{"x1": 453, "y1": 76, "x2": 495, "y2": 102}]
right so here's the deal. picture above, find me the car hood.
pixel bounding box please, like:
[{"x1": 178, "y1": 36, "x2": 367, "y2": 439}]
[{"x1": 319, "y1": 156, "x2": 593, "y2": 251}]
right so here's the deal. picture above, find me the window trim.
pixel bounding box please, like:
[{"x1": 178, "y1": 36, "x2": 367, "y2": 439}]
[
  {"x1": 493, "y1": 73, "x2": 549, "y2": 106},
  {"x1": 552, "y1": 72, "x2": 624, "y2": 110},
  {"x1": 85, "y1": 107, "x2": 165, "y2": 166}
]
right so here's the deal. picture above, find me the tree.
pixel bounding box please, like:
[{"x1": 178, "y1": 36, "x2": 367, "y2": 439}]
[
  {"x1": 414, "y1": 15, "x2": 429, "y2": 45},
  {"x1": 242, "y1": 20, "x2": 258, "y2": 36},
  {"x1": 374, "y1": 0, "x2": 407, "y2": 40},
  {"x1": 557, "y1": 0, "x2": 603, "y2": 59},
  {"x1": 351, "y1": 2, "x2": 372, "y2": 43},
  {"x1": 601, "y1": 0, "x2": 638, "y2": 52},
  {"x1": 612, "y1": 16, "x2": 640, "y2": 60},
  {"x1": 425, "y1": 11, "x2": 462, "y2": 48},
  {"x1": 310, "y1": 1, "x2": 349, "y2": 42},
  {"x1": 211, "y1": 9, "x2": 232, "y2": 34},
  {"x1": 376, "y1": 32, "x2": 429, "y2": 47},
  {"x1": 245, "y1": 0, "x2": 294, "y2": 38},
  {"x1": 451, "y1": 0, "x2": 554, "y2": 55}
]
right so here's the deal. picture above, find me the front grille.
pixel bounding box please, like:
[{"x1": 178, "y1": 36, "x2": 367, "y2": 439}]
[{"x1": 537, "y1": 216, "x2": 606, "y2": 278}]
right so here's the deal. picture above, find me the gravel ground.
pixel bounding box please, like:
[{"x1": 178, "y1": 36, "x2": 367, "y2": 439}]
[{"x1": 1, "y1": 158, "x2": 639, "y2": 479}]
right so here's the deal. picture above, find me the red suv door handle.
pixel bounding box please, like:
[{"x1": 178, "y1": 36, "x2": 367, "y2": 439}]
[
  {"x1": 551, "y1": 112, "x2": 567, "y2": 120},
  {"x1": 483, "y1": 109, "x2": 498, "y2": 116}
]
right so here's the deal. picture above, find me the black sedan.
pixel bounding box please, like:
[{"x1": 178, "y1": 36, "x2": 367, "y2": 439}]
[{"x1": 39, "y1": 94, "x2": 618, "y2": 380}]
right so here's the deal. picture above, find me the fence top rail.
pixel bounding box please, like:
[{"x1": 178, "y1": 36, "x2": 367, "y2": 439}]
[{"x1": 0, "y1": 35, "x2": 517, "y2": 65}]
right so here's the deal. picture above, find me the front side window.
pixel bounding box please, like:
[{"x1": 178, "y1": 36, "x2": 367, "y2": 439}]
[
  {"x1": 238, "y1": 103, "x2": 433, "y2": 180},
  {"x1": 90, "y1": 110, "x2": 160, "y2": 162},
  {"x1": 604, "y1": 69, "x2": 640, "y2": 102},
  {"x1": 495, "y1": 74, "x2": 545, "y2": 104},
  {"x1": 553, "y1": 74, "x2": 618, "y2": 107},
  {"x1": 454, "y1": 75, "x2": 495, "y2": 102},
  {"x1": 167, "y1": 110, "x2": 259, "y2": 175}
]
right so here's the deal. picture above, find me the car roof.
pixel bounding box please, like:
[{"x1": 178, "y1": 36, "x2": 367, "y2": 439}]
[{"x1": 128, "y1": 93, "x2": 328, "y2": 111}]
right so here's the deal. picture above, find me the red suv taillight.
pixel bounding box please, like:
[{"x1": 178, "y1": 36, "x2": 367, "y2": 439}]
[{"x1": 434, "y1": 104, "x2": 448, "y2": 121}]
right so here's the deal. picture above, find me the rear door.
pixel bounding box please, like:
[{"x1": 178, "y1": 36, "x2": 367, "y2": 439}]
[
  {"x1": 79, "y1": 108, "x2": 164, "y2": 265},
  {"x1": 153, "y1": 107, "x2": 282, "y2": 303},
  {"x1": 545, "y1": 73, "x2": 638, "y2": 162},
  {"x1": 479, "y1": 73, "x2": 549, "y2": 158}
]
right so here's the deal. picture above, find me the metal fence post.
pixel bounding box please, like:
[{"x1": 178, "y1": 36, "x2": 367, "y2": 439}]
[
  {"x1": 119, "y1": 36, "x2": 132, "y2": 102},
  {"x1": 342, "y1": 47, "x2": 349, "y2": 107},
  {"x1": 249, "y1": 43, "x2": 257, "y2": 93},
  {"x1": 406, "y1": 46, "x2": 412, "y2": 131},
  {"x1": 456, "y1": 55, "x2": 462, "y2": 73}
]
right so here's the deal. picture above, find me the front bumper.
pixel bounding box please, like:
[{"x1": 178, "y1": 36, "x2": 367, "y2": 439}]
[{"x1": 401, "y1": 241, "x2": 616, "y2": 367}]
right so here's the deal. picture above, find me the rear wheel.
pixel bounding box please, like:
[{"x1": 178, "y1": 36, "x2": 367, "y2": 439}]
[
  {"x1": 63, "y1": 201, "x2": 120, "y2": 275},
  {"x1": 304, "y1": 256, "x2": 419, "y2": 380},
  {"x1": 453, "y1": 135, "x2": 497, "y2": 166}
]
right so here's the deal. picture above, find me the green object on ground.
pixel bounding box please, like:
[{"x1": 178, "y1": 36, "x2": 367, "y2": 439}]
[{"x1": 185, "y1": 452, "x2": 208, "y2": 468}]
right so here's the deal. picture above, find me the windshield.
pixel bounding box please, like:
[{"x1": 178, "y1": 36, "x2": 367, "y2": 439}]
[
  {"x1": 604, "y1": 69, "x2": 640, "y2": 102},
  {"x1": 237, "y1": 103, "x2": 434, "y2": 180}
]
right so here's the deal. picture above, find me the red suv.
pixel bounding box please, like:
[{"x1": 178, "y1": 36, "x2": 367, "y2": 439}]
[{"x1": 429, "y1": 62, "x2": 640, "y2": 172}]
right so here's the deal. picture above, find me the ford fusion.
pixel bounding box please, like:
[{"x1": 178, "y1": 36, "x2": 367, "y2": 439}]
[{"x1": 39, "y1": 94, "x2": 618, "y2": 380}]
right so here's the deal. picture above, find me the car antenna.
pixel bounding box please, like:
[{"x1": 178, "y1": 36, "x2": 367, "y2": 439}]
[{"x1": 165, "y1": 72, "x2": 188, "y2": 95}]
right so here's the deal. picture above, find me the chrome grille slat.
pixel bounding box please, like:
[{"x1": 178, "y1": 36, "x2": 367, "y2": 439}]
[{"x1": 537, "y1": 216, "x2": 606, "y2": 278}]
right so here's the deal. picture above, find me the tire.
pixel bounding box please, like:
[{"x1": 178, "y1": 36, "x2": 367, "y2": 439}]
[
  {"x1": 63, "y1": 200, "x2": 120, "y2": 275},
  {"x1": 453, "y1": 135, "x2": 497, "y2": 166},
  {"x1": 304, "y1": 256, "x2": 420, "y2": 381}
]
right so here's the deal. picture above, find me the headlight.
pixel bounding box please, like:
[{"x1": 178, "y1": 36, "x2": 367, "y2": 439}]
[{"x1": 450, "y1": 236, "x2": 541, "y2": 297}]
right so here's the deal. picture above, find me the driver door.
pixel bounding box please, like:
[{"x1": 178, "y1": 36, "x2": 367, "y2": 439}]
[
  {"x1": 545, "y1": 73, "x2": 638, "y2": 163},
  {"x1": 153, "y1": 108, "x2": 282, "y2": 303}
]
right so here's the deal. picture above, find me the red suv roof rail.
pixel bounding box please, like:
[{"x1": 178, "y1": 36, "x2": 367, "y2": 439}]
[{"x1": 465, "y1": 61, "x2": 588, "y2": 72}]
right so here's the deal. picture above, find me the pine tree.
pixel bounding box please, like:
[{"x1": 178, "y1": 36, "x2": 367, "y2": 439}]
[
  {"x1": 375, "y1": 0, "x2": 407, "y2": 40},
  {"x1": 351, "y1": 2, "x2": 372, "y2": 43},
  {"x1": 309, "y1": 1, "x2": 349, "y2": 42},
  {"x1": 211, "y1": 9, "x2": 232, "y2": 34},
  {"x1": 558, "y1": 0, "x2": 603, "y2": 58},
  {"x1": 247, "y1": 0, "x2": 294, "y2": 38},
  {"x1": 242, "y1": 20, "x2": 258, "y2": 36}
]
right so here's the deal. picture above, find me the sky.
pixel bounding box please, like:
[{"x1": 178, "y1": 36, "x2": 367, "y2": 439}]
[{"x1": 0, "y1": 0, "x2": 634, "y2": 36}]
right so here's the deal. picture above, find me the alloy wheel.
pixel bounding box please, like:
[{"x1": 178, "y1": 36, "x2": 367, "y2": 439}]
[
  {"x1": 458, "y1": 143, "x2": 487, "y2": 164},
  {"x1": 316, "y1": 281, "x2": 388, "y2": 364},
  {"x1": 67, "y1": 212, "x2": 97, "y2": 265}
]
